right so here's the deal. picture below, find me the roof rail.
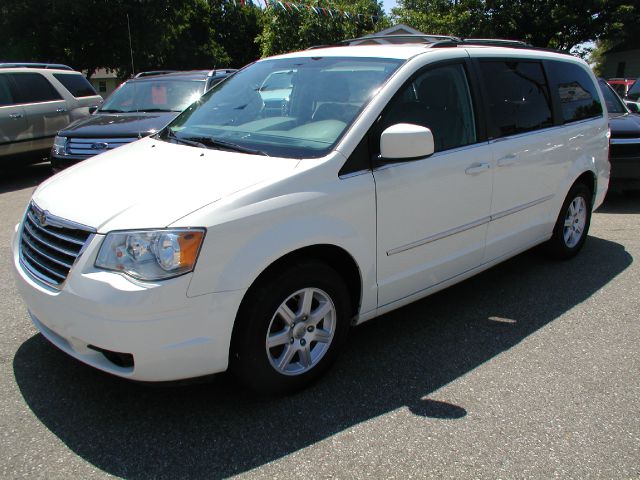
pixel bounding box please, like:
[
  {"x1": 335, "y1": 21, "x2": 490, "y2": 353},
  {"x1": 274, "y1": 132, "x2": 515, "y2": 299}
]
[
  {"x1": 134, "y1": 70, "x2": 178, "y2": 78},
  {"x1": 0, "y1": 62, "x2": 73, "y2": 70},
  {"x1": 459, "y1": 38, "x2": 532, "y2": 48},
  {"x1": 341, "y1": 34, "x2": 461, "y2": 45},
  {"x1": 334, "y1": 34, "x2": 541, "y2": 50},
  {"x1": 207, "y1": 68, "x2": 238, "y2": 77}
]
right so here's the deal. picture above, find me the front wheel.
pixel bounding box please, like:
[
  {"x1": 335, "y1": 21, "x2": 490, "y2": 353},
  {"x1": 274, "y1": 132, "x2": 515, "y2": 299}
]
[
  {"x1": 546, "y1": 183, "x2": 592, "y2": 259},
  {"x1": 230, "y1": 261, "x2": 351, "y2": 395}
]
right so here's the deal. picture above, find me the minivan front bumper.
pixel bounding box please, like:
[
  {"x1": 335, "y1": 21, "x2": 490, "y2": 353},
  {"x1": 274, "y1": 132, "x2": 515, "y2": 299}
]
[{"x1": 11, "y1": 225, "x2": 245, "y2": 382}]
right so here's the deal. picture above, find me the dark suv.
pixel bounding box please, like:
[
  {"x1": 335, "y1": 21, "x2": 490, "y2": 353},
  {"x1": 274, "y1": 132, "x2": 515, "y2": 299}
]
[
  {"x1": 599, "y1": 79, "x2": 640, "y2": 191},
  {"x1": 50, "y1": 69, "x2": 236, "y2": 171}
]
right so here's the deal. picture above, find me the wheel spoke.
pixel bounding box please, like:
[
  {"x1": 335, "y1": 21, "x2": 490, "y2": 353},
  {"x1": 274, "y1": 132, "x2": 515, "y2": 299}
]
[
  {"x1": 311, "y1": 328, "x2": 332, "y2": 344},
  {"x1": 310, "y1": 300, "x2": 332, "y2": 325},
  {"x1": 277, "y1": 303, "x2": 296, "y2": 327},
  {"x1": 267, "y1": 329, "x2": 290, "y2": 349},
  {"x1": 299, "y1": 344, "x2": 312, "y2": 367},
  {"x1": 299, "y1": 288, "x2": 314, "y2": 316},
  {"x1": 569, "y1": 202, "x2": 576, "y2": 216},
  {"x1": 564, "y1": 218, "x2": 574, "y2": 227},
  {"x1": 277, "y1": 344, "x2": 296, "y2": 370}
]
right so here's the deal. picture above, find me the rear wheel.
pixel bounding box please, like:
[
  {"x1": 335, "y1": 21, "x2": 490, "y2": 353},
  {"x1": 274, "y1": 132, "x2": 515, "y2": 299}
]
[
  {"x1": 546, "y1": 182, "x2": 592, "y2": 259},
  {"x1": 230, "y1": 261, "x2": 351, "y2": 395}
]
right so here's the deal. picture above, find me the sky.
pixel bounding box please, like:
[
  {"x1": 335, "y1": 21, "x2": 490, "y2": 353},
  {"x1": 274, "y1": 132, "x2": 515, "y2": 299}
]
[{"x1": 383, "y1": 0, "x2": 397, "y2": 14}]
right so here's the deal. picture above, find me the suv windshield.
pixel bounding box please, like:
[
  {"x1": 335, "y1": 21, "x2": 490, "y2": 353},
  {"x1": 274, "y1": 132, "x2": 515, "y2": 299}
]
[
  {"x1": 160, "y1": 56, "x2": 403, "y2": 158},
  {"x1": 100, "y1": 79, "x2": 205, "y2": 113},
  {"x1": 599, "y1": 79, "x2": 627, "y2": 114}
]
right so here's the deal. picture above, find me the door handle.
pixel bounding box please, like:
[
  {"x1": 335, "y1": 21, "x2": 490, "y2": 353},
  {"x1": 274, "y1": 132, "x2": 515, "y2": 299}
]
[
  {"x1": 465, "y1": 162, "x2": 491, "y2": 175},
  {"x1": 9, "y1": 113, "x2": 23, "y2": 119},
  {"x1": 497, "y1": 154, "x2": 517, "y2": 167},
  {"x1": 56, "y1": 107, "x2": 67, "y2": 113}
]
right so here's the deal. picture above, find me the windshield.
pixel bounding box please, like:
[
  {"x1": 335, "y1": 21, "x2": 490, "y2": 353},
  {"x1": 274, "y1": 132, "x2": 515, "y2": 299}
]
[
  {"x1": 627, "y1": 80, "x2": 640, "y2": 101},
  {"x1": 599, "y1": 79, "x2": 627, "y2": 114},
  {"x1": 160, "y1": 56, "x2": 403, "y2": 158},
  {"x1": 100, "y1": 79, "x2": 205, "y2": 113}
]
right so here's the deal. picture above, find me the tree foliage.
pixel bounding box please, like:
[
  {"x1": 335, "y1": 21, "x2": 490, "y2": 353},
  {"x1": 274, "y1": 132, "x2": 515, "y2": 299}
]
[
  {"x1": 258, "y1": 0, "x2": 388, "y2": 57},
  {"x1": 0, "y1": 0, "x2": 260, "y2": 77},
  {"x1": 2, "y1": 0, "x2": 636, "y2": 79},
  {"x1": 392, "y1": 0, "x2": 639, "y2": 52}
]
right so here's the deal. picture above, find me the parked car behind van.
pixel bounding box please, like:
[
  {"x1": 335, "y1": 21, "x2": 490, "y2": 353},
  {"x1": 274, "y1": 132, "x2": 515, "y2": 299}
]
[
  {"x1": 599, "y1": 79, "x2": 640, "y2": 191},
  {"x1": 50, "y1": 69, "x2": 236, "y2": 171},
  {"x1": 12, "y1": 37, "x2": 609, "y2": 394},
  {"x1": 0, "y1": 63, "x2": 102, "y2": 164}
]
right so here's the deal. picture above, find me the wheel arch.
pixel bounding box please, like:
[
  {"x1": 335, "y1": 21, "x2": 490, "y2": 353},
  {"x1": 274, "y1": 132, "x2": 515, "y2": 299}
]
[
  {"x1": 574, "y1": 170, "x2": 596, "y2": 204},
  {"x1": 237, "y1": 244, "x2": 362, "y2": 320},
  {"x1": 228, "y1": 244, "x2": 363, "y2": 361}
]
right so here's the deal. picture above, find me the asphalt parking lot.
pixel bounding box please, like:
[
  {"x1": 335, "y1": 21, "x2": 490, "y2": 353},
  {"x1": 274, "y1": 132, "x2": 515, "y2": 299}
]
[{"x1": 1, "y1": 163, "x2": 639, "y2": 479}]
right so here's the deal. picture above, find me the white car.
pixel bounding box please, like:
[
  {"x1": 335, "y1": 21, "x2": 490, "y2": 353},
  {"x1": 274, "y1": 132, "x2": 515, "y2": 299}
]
[{"x1": 11, "y1": 38, "x2": 609, "y2": 394}]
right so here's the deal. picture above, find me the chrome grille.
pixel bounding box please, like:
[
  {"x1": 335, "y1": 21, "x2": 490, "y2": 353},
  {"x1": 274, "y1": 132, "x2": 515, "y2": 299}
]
[
  {"x1": 19, "y1": 203, "x2": 94, "y2": 288},
  {"x1": 66, "y1": 137, "x2": 138, "y2": 157}
]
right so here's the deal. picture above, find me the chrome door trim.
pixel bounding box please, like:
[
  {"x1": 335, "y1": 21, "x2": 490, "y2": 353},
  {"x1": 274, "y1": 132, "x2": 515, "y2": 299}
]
[
  {"x1": 489, "y1": 194, "x2": 554, "y2": 222},
  {"x1": 386, "y1": 194, "x2": 554, "y2": 256},
  {"x1": 387, "y1": 216, "x2": 490, "y2": 256}
]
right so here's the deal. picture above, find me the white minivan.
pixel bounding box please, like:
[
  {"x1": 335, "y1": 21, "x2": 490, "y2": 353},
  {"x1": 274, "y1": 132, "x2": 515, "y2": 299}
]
[{"x1": 11, "y1": 38, "x2": 609, "y2": 394}]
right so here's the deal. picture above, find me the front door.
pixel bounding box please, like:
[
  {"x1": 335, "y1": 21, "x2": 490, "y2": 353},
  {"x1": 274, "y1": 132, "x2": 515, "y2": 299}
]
[{"x1": 373, "y1": 63, "x2": 493, "y2": 307}]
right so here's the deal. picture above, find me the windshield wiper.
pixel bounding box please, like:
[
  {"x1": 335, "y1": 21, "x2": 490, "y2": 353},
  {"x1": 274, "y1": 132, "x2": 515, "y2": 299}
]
[
  {"x1": 143, "y1": 108, "x2": 180, "y2": 112},
  {"x1": 183, "y1": 136, "x2": 269, "y2": 156},
  {"x1": 165, "y1": 129, "x2": 206, "y2": 148},
  {"x1": 99, "y1": 109, "x2": 127, "y2": 113}
]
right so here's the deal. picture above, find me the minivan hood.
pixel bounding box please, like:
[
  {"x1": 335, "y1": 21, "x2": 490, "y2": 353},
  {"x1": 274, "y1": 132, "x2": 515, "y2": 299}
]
[
  {"x1": 59, "y1": 112, "x2": 178, "y2": 138},
  {"x1": 33, "y1": 138, "x2": 300, "y2": 232}
]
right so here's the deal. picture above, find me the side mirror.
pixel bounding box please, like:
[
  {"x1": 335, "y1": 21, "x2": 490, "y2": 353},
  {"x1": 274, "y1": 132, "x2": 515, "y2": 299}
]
[
  {"x1": 89, "y1": 106, "x2": 98, "y2": 114},
  {"x1": 379, "y1": 123, "x2": 434, "y2": 162},
  {"x1": 625, "y1": 101, "x2": 640, "y2": 114}
]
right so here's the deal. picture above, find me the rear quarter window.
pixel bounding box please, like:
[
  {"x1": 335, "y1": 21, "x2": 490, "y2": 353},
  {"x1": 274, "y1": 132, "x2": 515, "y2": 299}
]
[
  {"x1": 546, "y1": 61, "x2": 602, "y2": 123},
  {"x1": 53, "y1": 73, "x2": 98, "y2": 98}
]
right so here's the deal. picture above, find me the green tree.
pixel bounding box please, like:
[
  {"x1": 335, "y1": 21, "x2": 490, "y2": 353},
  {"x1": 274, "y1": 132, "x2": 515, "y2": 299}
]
[
  {"x1": 0, "y1": 0, "x2": 263, "y2": 77},
  {"x1": 258, "y1": 0, "x2": 387, "y2": 57},
  {"x1": 392, "y1": 0, "x2": 484, "y2": 38},
  {"x1": 391, "y1": 0, "x2": 622, "y2": 52}
]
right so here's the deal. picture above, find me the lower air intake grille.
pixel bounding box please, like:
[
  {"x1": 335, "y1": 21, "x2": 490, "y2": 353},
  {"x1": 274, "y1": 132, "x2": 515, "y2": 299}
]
[{"x1": 19, "y1": 202, "x2": 94, "y2": 288}]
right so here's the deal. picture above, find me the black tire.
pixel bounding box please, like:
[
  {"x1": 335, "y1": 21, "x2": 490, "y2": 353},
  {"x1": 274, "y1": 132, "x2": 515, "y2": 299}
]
[
  {"x1": 230, "y1": 261, "x2": 351, "y2": 395},
  {"x1": 546, "y1": 182, "x2": 593, "y2": 259}
]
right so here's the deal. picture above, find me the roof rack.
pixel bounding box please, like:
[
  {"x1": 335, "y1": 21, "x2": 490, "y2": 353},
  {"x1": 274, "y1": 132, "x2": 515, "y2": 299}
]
[
  {"x1": 134, "y1": 70, "x2": 178, "y2": 78},
  {"x1": 457, "y1": 38, "x2": 531, "y2": 48},
  {"x1": 341, "y1": 34, "x2": 461, "y2": 45},
  {"x1": 207, "y1": 68, "x2": 238, "y2": 77},
  {"x1": 333, "y1": 34, "x2": 537, "y2": 50},
  {"x1": 0, "y1": 62, "x2": 73, "y2": 70}
]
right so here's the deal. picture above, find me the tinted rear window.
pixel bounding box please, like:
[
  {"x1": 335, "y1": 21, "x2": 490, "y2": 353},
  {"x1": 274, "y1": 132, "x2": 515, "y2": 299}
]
[
  {"x1": 53, "y1": 73, "x2": 97, "y2": 97},
  {"x1": 10, "y1": 73, "x2": 62, "y2": 103},
  {"x1": 546, "y1": 61, "x2": 602, "y2": 123},
  {"x1": 479, "y1": 61, "x2": 553, "y2": 137}
]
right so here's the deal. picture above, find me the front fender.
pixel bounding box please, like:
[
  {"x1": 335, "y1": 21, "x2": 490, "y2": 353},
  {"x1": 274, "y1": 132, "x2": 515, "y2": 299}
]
[{"x1": 180, "y1": 173, "x2": 378, "y2": 315}]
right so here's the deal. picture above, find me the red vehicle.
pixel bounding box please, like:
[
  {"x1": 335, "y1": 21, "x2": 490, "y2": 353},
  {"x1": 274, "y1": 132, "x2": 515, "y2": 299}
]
[{"x1": 607, "y1": 78, "x2": 636, "y2": 98}]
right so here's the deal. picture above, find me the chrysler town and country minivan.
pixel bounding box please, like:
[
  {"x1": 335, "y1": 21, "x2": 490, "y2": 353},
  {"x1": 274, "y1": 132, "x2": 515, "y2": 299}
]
[{"x1": 12, "y1": 37, "x2": 609, "y2": 394}]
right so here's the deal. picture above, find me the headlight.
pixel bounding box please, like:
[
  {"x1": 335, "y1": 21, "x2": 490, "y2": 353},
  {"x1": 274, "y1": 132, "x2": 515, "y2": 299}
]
[
  {"x1": 95, "y1": 229, "x2": 205, "y2": 281},
  {"x1": 52, "y1": 136, "x2": 67, "y2": 155}
]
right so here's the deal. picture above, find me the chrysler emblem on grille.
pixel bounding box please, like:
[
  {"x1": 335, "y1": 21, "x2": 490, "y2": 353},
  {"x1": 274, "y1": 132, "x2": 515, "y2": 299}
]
[
  {"x1": 33, "y1": 205, "x2": 48, "y2": 227},
  {"x1": 91, "y1": 142, "x2": 109, "y2": 150}
]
